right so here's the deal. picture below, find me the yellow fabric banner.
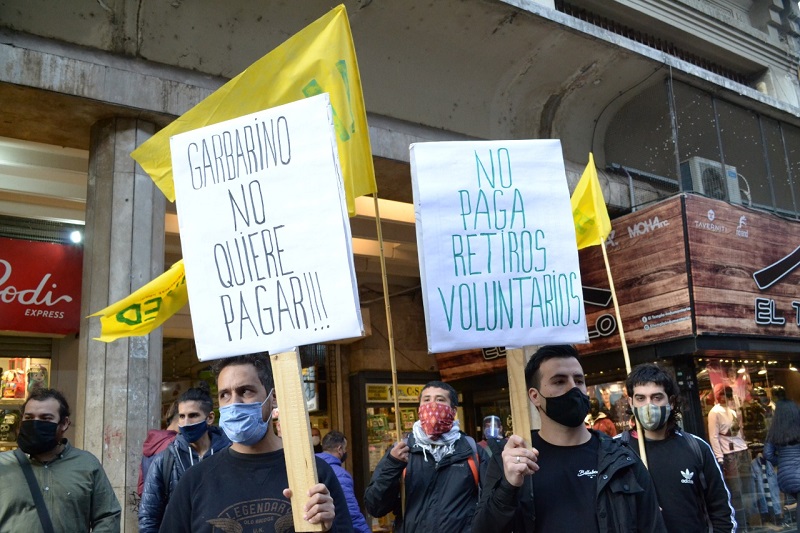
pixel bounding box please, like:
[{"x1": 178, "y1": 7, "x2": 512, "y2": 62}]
[
  {"x1": 94, "y1": 5, "x2": 376, "y2": 342},
  {"x1": 89, "y1": 260, "x2": 187, "y2": 342},
  {"x1": 130, "y1": 4, "x2": 376, "y2": 216},
  {"x1": 571, "y1": 153, "x2": 612, "y2": 250}
]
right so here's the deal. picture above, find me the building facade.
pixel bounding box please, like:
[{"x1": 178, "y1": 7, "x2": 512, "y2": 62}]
[{"x1": 2, "y1": 0, "x2": 800, "y2": 530}]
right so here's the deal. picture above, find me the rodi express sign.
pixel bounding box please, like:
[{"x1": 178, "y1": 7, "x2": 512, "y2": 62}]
[{"x1": 0, "y1": 237, "x2": 83, "y2": 335}]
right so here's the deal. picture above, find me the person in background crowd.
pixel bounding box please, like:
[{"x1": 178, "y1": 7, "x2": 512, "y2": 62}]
[
  {"x1": 365, "y1": 380, "x2": 487, "y2": 532},
  {"x1": 613, "y1": 387, "x2": 631, "y2": 432},
  {"x1": 138, "y1": 400, "x2": 179, "y2": 498},
  {"x1": 158, "y1": 353, "x2": 352, "y2": 532},
  {"x1": 317, "y1": 431, "x2": 371, "y2": 533},
  {"x1": 478, "y1": 415, "x2": 504, "y2": 456},
  {"x1": 708, "y1": 383, "x2": 755, "y2": 530},
  {"x1": 473, "y1": 345, "x2": 665, "y2": 533},
  {"x1": 139, "y1": 383, "x2": 230, "y2": 532},
  {"x1": 752, "y1": 387, "x2": 775, "y2": 431},
  {"x1": 312, "y1": 426, "x2": 323, "y2": 454},
  {"x1": 0, "y1": 388, "x2": 120, "y2": 531},
  {"x1": 623, "y1": 363, "x2": 735, "y2": 532},
  {"x1": 587, "y1": 397, "x2": 617, "y2": 437},
  {"x1": 599, "y1": 387, "x2": 614, "y2": 420},
  {"x1": 764, "y1": 399, "x2": 800, "y2": 532}
]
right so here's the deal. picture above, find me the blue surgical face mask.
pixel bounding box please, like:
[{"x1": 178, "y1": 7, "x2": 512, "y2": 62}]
[
  {"x1": 179, "y1": 419, "x2": 208, "y2": 443},
  {"x1": 219, "y1": 389, "x2": 274, "y2": 446}
]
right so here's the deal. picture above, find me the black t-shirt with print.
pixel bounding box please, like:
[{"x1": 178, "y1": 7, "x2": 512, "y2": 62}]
[
  {"x1": 531, "y1": 431, "x2": 600, "y2": 533},
  {"x1": 159, "y1": 447, "x2": 353, "y2": 533}
]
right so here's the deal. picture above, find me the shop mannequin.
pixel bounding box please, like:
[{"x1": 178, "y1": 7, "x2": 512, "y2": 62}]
[{"x1": 708, "y1": 384, "x2": 754, "y2": 529}]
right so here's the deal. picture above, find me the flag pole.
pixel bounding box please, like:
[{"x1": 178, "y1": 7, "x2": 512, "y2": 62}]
[
  {"x1": 372, "y1": 193, "x2": 405, "y2": 512},
  {"x1": 600, "y1": 240, "x2": 648, "y2": 467}
]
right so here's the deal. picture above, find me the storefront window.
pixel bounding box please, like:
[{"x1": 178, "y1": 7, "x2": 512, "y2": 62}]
[
  {"x1": 0, "y1": 357, "x2": 52, "y2": 451},
  {"x1": 586, "y1": 381, "x2": 630, "y2": 436},
  {"x1": 696, "y1": 358, "x2": 798, "y2": 529}
]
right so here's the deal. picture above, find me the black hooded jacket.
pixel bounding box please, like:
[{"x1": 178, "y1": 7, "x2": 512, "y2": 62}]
[
  {"x1": 472, "y1": 430, "x2": 666, "y2": 533},
  {"x1": 364, "y1": 432, "x2": 487, "y2": 532},
  {"x1": 139, "y1": 425, "x2": 231, "y2": 532}
]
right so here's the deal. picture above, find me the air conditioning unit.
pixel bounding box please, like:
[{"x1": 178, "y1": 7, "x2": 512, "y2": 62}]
[{"x1": 680, "y1": 156, "x2": 742, "y2": 204}]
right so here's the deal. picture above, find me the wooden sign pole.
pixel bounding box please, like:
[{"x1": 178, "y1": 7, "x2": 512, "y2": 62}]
[
  {"x1": 601, "y1": 241, "x2": 648, "y2": 468},
  {"x1": 270, "y1": 350, "x2": 324, "y2": 532},
  {"x1": 507, "y1": 348, "x2": 533, "y2": 447}
]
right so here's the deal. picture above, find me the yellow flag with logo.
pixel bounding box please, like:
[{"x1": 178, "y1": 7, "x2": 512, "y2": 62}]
[
  {"x1": 89, "y1": 260, "x2": 187, "y2": 342},
  {"x1": 130, "y1": 4, "x2": 376, "y2": 216},
  {"x1": 95, "y1": 5, "x2": 376, "y2": 342},
  {"x1": 571, "y1": 153, "x2": 612, "y2": 250}
]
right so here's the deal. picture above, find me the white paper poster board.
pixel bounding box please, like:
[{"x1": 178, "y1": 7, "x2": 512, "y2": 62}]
[
  {"x1": 171, "y1": 94, "x2": 362, "y2": 361},
  {"x1": 410, "y1": 139, "x2": 588, "y2": 353}
]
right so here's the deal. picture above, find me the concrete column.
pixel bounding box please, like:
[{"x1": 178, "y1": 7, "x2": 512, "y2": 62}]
[{"x1": 77, "y1": 117, "x2": 165, "y2": 532}]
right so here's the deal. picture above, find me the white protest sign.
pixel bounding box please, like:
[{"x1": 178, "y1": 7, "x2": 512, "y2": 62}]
[
  {"x1": 171, "y1": 94, "x2": 363, "y2": 361},
  {"x1": 410, "y1": 139, "x2": 588, "y2": 353}
]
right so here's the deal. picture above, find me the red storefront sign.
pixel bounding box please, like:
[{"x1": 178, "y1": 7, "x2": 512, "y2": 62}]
[{"x1": 0, "y1": 237, "x2": 83, "y2": 336}]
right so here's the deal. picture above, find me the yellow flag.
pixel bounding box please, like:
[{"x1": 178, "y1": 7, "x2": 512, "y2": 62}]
[
  {"x1": 90, "y1": 261, "x2": 187, "y2": 342},
  {"x1": 130, "y1": 4, "x2": 376, "y2": 216},
  {"x1": 571, "y1": 153, "x2": 612, "y2": 249}
]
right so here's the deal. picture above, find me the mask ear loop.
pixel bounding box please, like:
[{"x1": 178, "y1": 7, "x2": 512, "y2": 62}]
[{"x1": 262, "y1": 389, "x2": 275, "y2": 423}]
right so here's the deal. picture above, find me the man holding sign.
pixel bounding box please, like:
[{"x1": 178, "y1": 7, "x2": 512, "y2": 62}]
[
  {"x1": 159, "y1": 354, "x2": 353, "y2": 532},
  {"x1": 472, "y1": 345, "x2": 665, "y2": 532}
]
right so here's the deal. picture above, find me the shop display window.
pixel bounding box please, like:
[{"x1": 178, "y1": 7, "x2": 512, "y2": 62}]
[
  {"x1": 696, "y1": 358, "x2": 799, "y2": 530},
  {"x1": 0, "y1": 357, "x2": 51, "y2": 451},
  {"x1": 586, "y1": 381, "x2": 631, "y2": 436}
]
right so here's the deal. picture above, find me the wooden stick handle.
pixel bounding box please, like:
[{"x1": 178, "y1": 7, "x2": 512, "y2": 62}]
[
  {"x1": 270, "y1": 350, "x2": 324, "y2": 532},
  {"x1": 507, "y1": 348, "x2": 532, "y2": 447}
]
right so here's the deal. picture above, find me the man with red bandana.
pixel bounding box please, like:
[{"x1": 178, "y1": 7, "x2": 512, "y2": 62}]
[{"x1": 364, "y1": 380, "x2": 487, "y2": 532}]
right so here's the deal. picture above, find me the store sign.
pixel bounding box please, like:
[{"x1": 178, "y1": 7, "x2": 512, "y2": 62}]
[
  {"x1": 0, "y1": 237, "x2": 83, "y2": 335},
  {"x1": 410, "y1": 139, "x2": 588, "y2": 353},
  {"x1": 434, "y1": 348, "x2": 508, "y2": 381},
  {"x1": 577, "y1": 193, "x2": 800, "y2": 357},
  {"x1": 577, "y1": 196, "x2": 693, "y2": 355},
  {"x1": 365, "y1": 383, "x2": 425, "y2": 403},
  {"x1": 171, "y1": 95, "x2": 363, "y2": 361},
  {"x1": 685, "y1": 195, "x2": 800, "y2": 336}
]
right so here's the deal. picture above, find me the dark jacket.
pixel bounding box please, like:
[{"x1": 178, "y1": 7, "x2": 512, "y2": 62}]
[
  {"x1": 138, "y1": 429, "x2": 177, "y2": 496},
  {"x1": 364, "y1": 432, "x2": 487, "y2": 532},
  {"x1": 764, "y1": 441, "x2": 800, "y2": 494},
  {"x1": 317, "y1": 452, "x2": 372, "y2": 533},
  {"x1": 138, "y1": 425, "x2": 230, "y2": 533},
  {"x1": 472, "y1": 430, "x2": 666, "y2": 533}
]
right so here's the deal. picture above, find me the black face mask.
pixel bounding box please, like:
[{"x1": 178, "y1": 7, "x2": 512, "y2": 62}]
[
  {"x1": 341, "y1": 452, "x2": 348, "y2": 463},
  {"x1": 541, "y1": 387, "x2": 591, "y2": 427},
  {"x1": 17, "y1": 420, "x2": 60, "y2": 455}
]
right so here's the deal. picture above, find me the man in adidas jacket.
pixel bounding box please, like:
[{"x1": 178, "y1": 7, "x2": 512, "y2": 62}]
[
  {"x1": 364, "y1": 380, "x2": 487, "y2": 532},
  {"x1": 624, "y1": 363, "x2": 735, "y2": 533}
]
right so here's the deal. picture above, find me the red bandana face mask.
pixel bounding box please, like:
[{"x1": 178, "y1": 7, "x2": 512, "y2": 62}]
[{"x1": 418, "y1": 402, "x2": 456, "y2": 440}]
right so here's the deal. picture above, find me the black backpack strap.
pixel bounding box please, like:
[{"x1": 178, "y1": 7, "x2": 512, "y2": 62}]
[
  {"x1": 14, "y1": 448, "x2": 56, "y2": 533},
  {"x1": 681, "y1": 432, "x2": 708, "y2": 491}
]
